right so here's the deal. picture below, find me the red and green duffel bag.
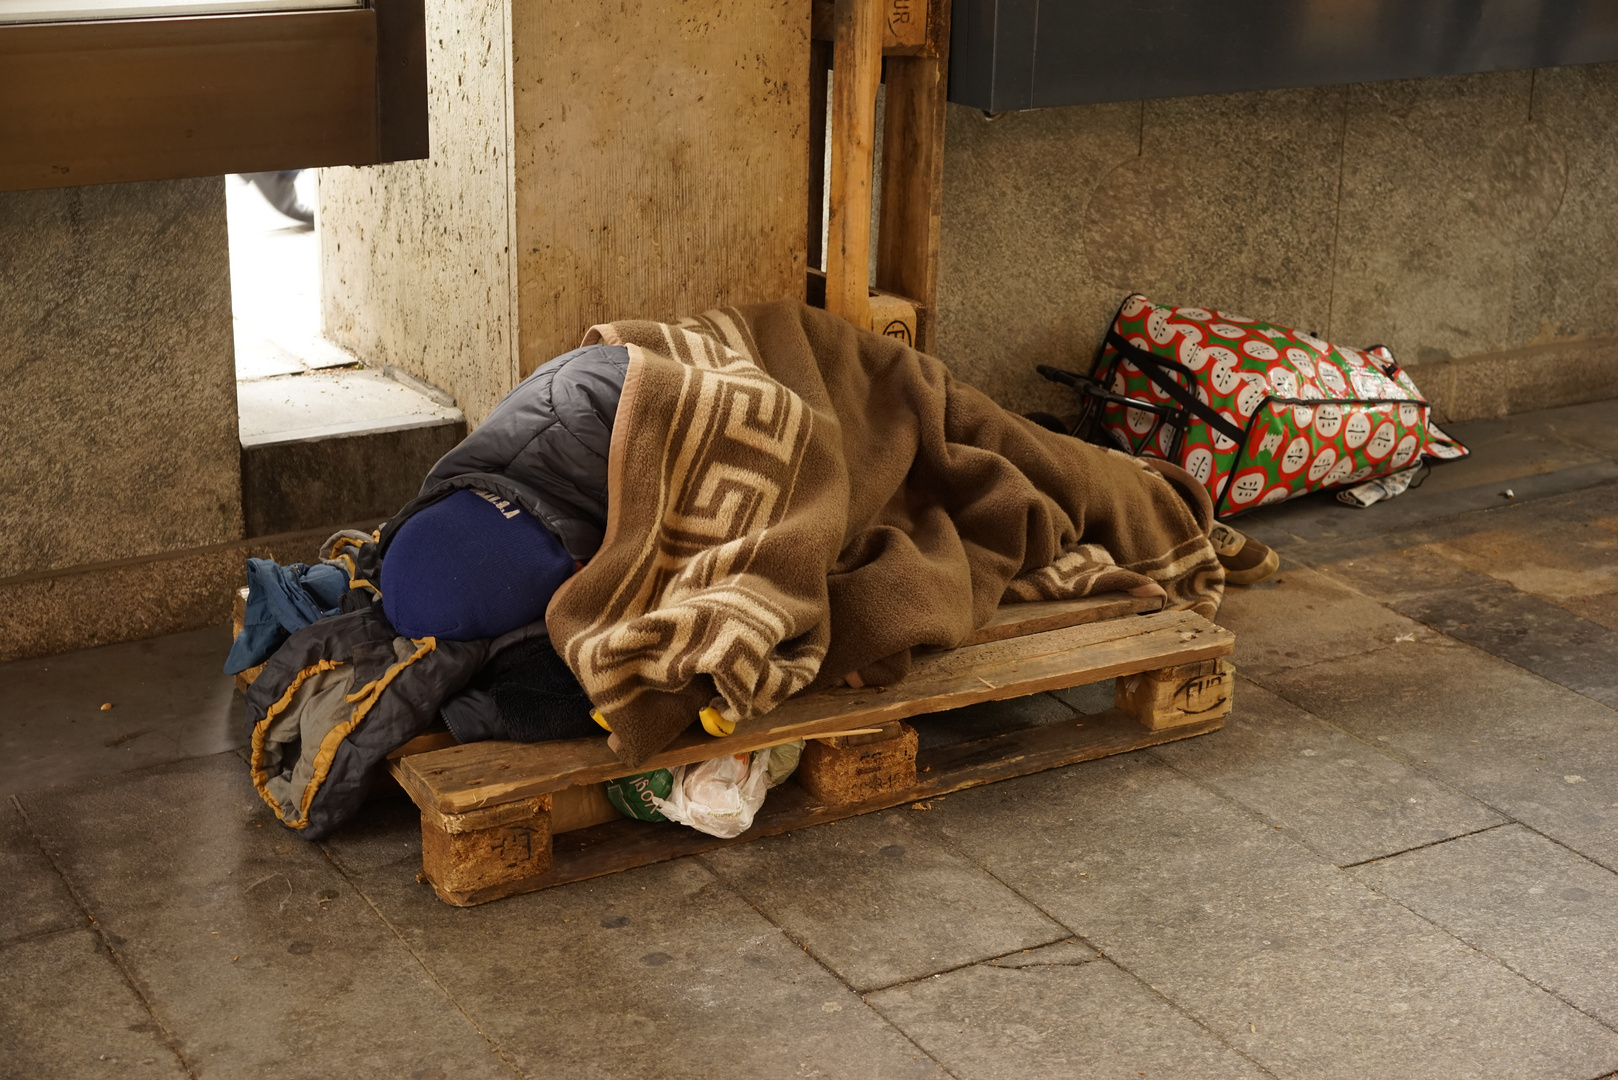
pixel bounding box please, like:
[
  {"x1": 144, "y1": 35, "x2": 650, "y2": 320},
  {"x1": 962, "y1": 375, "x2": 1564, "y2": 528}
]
[{"x1": 1041, "y1": 294, "x2": 1468, "y2": 518}]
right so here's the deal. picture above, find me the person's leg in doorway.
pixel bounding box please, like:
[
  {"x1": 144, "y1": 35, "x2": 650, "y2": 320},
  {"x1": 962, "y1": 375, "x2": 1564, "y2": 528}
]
[{"x1": 241, "y1": 170, "x2": 313, "y2": 225}]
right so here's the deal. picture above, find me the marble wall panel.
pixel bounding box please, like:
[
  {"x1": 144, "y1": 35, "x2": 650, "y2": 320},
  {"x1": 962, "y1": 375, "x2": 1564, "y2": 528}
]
[{"x1": 0, "y1": 178, "x2": 239, "y2": 580}]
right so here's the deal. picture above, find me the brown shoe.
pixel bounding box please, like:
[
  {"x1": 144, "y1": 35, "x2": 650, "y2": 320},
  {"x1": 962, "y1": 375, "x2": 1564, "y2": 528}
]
[{"x1": 1209, "y1": 522, "x2": 1279, "y2": 585}]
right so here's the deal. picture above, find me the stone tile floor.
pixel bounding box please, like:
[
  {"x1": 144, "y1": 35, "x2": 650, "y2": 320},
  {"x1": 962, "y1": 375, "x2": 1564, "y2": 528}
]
[{"x1": 4, "y1": 399, "x2": 1618, "y2": 1079}]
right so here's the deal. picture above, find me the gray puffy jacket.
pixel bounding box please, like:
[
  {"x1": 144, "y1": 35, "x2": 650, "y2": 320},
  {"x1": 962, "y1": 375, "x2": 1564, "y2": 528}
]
[
  {"x1": 246, "y1": 345, "x2": 627, "y2": 839},
  {"x1": 401, "y1": 343, "x2": 628, "y2": 561}
]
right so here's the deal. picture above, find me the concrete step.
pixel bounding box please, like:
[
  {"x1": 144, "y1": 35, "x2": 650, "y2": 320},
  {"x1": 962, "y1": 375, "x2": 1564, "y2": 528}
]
[{"x1": 238, "y1": 367, "x2": 465, "y2": 538}]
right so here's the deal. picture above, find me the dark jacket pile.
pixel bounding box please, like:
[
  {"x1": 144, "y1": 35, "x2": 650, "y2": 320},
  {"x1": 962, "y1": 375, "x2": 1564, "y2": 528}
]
[{"x1": 244, "y1": 344, "x2": 627, "y2": 839}]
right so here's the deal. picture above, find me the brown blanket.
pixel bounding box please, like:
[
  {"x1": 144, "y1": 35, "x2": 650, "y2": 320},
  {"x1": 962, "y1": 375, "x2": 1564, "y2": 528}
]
[{"x1": 547, "y1": 301, "x2": 1223, "y2": 765}]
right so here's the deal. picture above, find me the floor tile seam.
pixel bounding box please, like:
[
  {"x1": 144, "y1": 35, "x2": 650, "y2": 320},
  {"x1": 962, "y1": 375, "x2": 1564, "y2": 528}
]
[
  {"x1": 1134, "y1": 742, "x2": 1614, "y2": 1024},
  {"x1": 1378, "y1": 596, "x2": 1618, "y2": 718},
  {"x1": 318, "y1": 851, "x2": 530, "y2": 1080},
  {"x1": 687, "y1": 853, "x2": 966, "y2": 1080},
  {"x1": 851, "y1": 936, "x2": 1083, "y2": 996},
  {"x1": 856, "y1": 960, "x2": 1274, "y2": 1080},
  {"x1": 1540, "y1": 417, "x2": 1618, "y2": 460},
  {"x1": 852, "y1": 993, "x2": 964, "y2": 1080},
  {"x1": 1258, "y1": 475, "x2": 1618, "y2": 566},
  {"x1": 9, "y1": 793, "x2": 199, "y2": 1080},
  {"x1": 1259, "y1": 468, "x2": 1618, "y2": 559},
  {"x1": 1060, "y1": 758, "x2": 1618, "y2": 1059},
  {"x1": 1139, "y1": 743, "x2": 1467, "y2": 871},
  {"x1": 904, "y1": 805, "x2": 1282, "y2": 1079},
  {"x1": 1335, "y1": 821, "x2": 1515, "y2": 869},
  {"x1": 1350, "y1": 873, "x2": 1618, "y2": 1038},
  {"x1": 1090, "y1": 955, "x2": 1288, "y2": 1080},
  {"x1": 1238, "y1": 634, "x2": 1426, "y2": 682},
  {"x1": 1299, "y1": 707, "x2": 1618, "y2": 853},
  {"x1": 323, "y1": 848, "x2": 421, "y2": 880},
  {"x1": 1306, "y1": 567, "x2": 1618, "y2": 719},
  {"x1": 0, "y1": 920, "x2": 86, "y2": 950},
  {"x1": 1237, "y1": 671, "x2": 1537, "y2": 822},
  {"x1": 1143, "y1": 742, "x2": 1515, "y2": 868},
  {"x1": 1511, "y1": 819, "x2": 1618, "y2": 879}
]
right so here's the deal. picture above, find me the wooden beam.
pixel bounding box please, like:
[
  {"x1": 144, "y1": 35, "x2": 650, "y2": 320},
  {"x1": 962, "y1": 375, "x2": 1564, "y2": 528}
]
[
  {"x1": 824, "y1": 0, "x2": 884, "y2": 328},
  {"x1": 0, "y1": 6, "x2": 429, "y2": 193},
  {"x1": 958, "y1": 591, "x2": 1161, "y2": 647},
  {"x1": 875, "y1": 0, "x2": 951, "y2": 351},
  {"x1": 375, "y1": 0, "x2": 429, "y2": 162}
]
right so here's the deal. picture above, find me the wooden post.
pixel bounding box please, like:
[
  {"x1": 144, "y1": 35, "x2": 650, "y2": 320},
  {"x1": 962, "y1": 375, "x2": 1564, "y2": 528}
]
[
  {"x1": 798, "y1": 721, "x2": 919, "y2": 805},
  {"x1": 825, "y1": 0, "x2": 883, "y2": 328},
  {"x1": 874, "y1": 0, "x2": 950, "y2": 351},
  {"x1": 419, "y1": 795, "x2": 552, "y2": 905},
  {"x1": 1115, "y1": 659, "x2": 1235, "y2": 730}
]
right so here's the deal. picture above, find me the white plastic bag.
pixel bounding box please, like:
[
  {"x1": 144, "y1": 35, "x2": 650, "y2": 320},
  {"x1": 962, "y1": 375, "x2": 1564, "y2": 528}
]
[
  {"x1": 653, "y1": 753, "x2": 771, "y2": 839},
  {"x1": 651, "y1": 742, "x2": 804, "y2": 839}
]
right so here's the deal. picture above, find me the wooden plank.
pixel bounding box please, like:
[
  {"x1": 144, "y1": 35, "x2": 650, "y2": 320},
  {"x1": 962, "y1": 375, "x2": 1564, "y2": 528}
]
[
  {"x1": 446, "y1": 705, "x2": 1223, "y2": 903},
  {"x1": 960, "y1": 592, "x2": 1161, "y2": 647},
  {"x1": 387, "y1": 730, "x2": 458, "y2": 761},
  {"x1": 551, "y1": 783, "x2": 622, "y2": 834},
  {"x1": 375, "y1": 0, "x2": 429, "y2": 163},
  {"x1": 395, "y1": 609, "x2": 1233, "y2": 814},
  {"x1": 812, "y1": 0, "x2": 934, "y2": 54},
  {"x1": 0, "y1": 10, "x2": 379, "y2": 192},
  {"x1": 824, "y1": 0, "x2": 884, "y2": 329},
  {"x1": 874, "y1": 0, "x2": 951, "y2": 351},
  {"x1": 881, "y1": 0, "x2": 929, "y2": 52},
  {"x1": 806, "y1": 268, "x2": 923, "y2": 344}
]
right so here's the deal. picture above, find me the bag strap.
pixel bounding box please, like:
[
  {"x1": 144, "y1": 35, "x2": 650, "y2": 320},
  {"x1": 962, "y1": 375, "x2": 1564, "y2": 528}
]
[{"x1": 1105, "y1": 331, "x2": 1247, "y2": 445}]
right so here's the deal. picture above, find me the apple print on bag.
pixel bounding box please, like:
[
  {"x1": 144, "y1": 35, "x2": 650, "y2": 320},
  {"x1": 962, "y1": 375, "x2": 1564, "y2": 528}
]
[{"x1": 1074, "y1": 293, "x2": 1470, "y2": 518}]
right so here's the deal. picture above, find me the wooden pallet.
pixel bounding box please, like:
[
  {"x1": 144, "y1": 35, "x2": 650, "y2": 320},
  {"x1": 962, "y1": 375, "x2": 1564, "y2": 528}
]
[{"x1": 389, "y1": 594, "x2": 1235, "y2": 906}]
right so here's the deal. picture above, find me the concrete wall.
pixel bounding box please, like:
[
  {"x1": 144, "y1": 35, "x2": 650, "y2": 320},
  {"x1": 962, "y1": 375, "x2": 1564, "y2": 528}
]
[
  {"x1": 506, "y1": 0, "x2": 808, "y2": 380},
  {"x1": 320, "y1": 0, "x2": 809, "y2": 426},
  {"x1": 0, "y1": 178, "x2": 252, "y2": 660},
  {"x1": 319, "y1": 0, "x2": 518, "y2": 429},
  {"x1": 935, "y1": 63, "x2": 1618, "y2": 423}
]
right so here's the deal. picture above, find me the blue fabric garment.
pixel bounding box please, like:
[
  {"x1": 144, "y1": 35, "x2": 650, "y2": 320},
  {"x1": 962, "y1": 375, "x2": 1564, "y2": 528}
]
[
  {"x1": 380, "y1": 487, "x2": 576, "y2": 642},
  {"x1": 224, "y1": 559, "x2": 349, "y2": 674}
]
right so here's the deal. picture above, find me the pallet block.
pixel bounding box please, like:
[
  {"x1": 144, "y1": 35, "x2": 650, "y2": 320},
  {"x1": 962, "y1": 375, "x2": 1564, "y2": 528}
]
[
  {"x1": 798, "y1": 720, "x2": 919, "y2": 805},
  {"x1": 389, "y1": 592, "x2": 1236, "y2": 907},
  {"x1": 1115, "y1": 658, "x2": 1235, "y2": 730}
]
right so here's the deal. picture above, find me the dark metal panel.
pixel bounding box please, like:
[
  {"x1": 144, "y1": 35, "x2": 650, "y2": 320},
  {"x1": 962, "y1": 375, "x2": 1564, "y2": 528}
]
[
  {"x1": 950, "y1": 0, "x2": 1618, "y2": 111},
  {"x1": 947, "y1": 0, "x2": 1000, "y2": 110},
  {"x1": 991, "y1": 0, "x2": 1040, "y2": 111}
]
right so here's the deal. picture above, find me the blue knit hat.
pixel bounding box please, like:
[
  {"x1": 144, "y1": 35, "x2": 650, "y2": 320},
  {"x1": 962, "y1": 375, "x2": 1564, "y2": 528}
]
[{"x1": 381, "y1": 488, "x2": 576, "y2": 641}]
